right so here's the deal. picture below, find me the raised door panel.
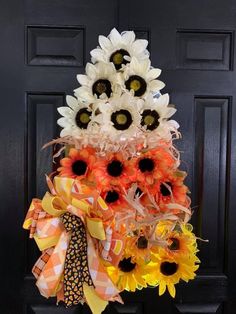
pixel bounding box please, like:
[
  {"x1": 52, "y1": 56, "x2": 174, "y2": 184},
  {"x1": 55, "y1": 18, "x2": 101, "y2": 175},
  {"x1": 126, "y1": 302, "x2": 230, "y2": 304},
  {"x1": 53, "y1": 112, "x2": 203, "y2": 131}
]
[
  {"x1": 175, "y1": 303, "x2": 223, "y2": 314},
  {"x1": 26, "y1": 26, "x2": 85, "y2": 67}
]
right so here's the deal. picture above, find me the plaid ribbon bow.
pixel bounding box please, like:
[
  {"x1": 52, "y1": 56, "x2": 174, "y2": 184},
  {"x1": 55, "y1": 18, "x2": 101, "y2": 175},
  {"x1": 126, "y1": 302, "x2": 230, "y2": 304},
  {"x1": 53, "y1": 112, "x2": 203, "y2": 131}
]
[{"x1": 23, "y1": 176, "x2": 123, "y2": 309}]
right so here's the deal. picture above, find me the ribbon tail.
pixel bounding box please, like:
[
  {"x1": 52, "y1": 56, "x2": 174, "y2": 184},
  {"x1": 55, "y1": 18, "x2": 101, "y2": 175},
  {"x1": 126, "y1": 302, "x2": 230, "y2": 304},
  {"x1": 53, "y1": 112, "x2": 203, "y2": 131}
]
[
  {"x1": 87, "y1": 234, "x2": 123, "y2": 303},
  {"x1": 62, "y1": 212, "x2": 93, "y2": 307},
  {"x1": 32, "y1": 247, "x2": 54, "y2": 279},
  {"x1": 36, "y1": 231, "x2": 69, "y2": 298},
  {"x1": 83, "y1": 283, "x2": 108, "y2": 314}
]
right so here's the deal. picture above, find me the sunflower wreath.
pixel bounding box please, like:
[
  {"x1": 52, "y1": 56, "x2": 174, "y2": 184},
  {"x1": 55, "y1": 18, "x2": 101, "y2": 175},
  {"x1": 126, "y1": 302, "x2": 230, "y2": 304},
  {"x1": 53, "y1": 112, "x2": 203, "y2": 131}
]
[{"x1": 23, "y1": 28, "x2": 200, "y2": 314}]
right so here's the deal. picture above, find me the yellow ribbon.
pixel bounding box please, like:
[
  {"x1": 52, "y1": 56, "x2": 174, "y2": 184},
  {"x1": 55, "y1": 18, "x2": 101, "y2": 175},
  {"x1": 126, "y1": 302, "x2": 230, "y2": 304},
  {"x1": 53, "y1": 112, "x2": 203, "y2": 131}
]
[
  {"x1": 23, "y1": 176, "x2": 120, "y2": 310},
  {"x1": 23, "y1": 198, "x2": 42, "y2": 231},
  {"x1": 83, "y1": 283, "x2": 108, "y2": 314},
  {"x1": 41, "y1": 192, "x2": 67, "y2": 216},
  {"x1": 86, "y1": 217, "x2": 106, "y2": 240},
  {"x1": 34, "y1": 234, "x2": 60, "y2": 251}
]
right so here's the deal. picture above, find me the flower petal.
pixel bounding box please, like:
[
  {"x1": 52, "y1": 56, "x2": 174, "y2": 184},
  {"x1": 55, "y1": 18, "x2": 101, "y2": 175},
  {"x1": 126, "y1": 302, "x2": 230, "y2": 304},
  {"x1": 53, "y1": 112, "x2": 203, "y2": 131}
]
[
  {"x1": 57, "y1": 117, "x2": 69, "y2": 128},
  {"x1": 90, "y1": 48, "x2": 106, "y2": 62},
  {"x1": 156, "y1": 93, "x2": 169, "y2": 106},
  {"x1": 69, "y1": 148, "x2": 79, "y2": 158},
  {"x1": 132, "y1": 39, "x2": 148, "y2": 53},
  {"x1": 99, "y1": 35, "x2": 112, "y2": 50},
  {"x1": 164, "y1": 108, "x2": 177, "y2": 119},
  {"x1": 159, "y1": 281, "x2": 166, "y2": 296},
  {"x1": 57, "y1": 106, "x2": 73, "y2": 117},
  {"x1": 85, "y1": 63, "x2": 97, "y2": 80},
  {"x1": 77, "y1": 74, "x2": 90, "y2": 86},
  {"x1": 60, "y1": 128, "x2": 71, "y2": 137},
  {"x1": 147, "y1": 68, "x2": 162, "y2": 80},
  {"x1": 60, "y1": 157, "x2": 72, "y2": 166},
  {"x1": 74, "y1": 86, "x2": 95, "y2": 103},
  {"x1": 122, "y1": 30, "x2": 135, "y2": 45},
  {"x1": 130, "y1": 57, "x2": 142, "y2": 73},
  {"x1": 167, "y1": 283, "x2": 176, "y2": 298},
  {"x1": 129, "y1": 275, "x2": 137, "y2": 291},
  {"x1": 149, "y1": 80, "x2": 165, "y2": 92},
  {"x1": 142, "y1": 59, "x2": 151, "y2": 73},
  {"x1": 66, "y1": 95, "x2": 79, "y2": 110},
  {"x1": 109, "y1": 28, "x2": 122, "y2": 46}
]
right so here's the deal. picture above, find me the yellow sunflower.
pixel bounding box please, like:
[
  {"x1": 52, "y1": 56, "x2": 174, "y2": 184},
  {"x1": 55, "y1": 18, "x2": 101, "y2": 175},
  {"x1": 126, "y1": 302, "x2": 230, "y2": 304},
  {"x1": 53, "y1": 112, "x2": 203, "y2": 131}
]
[
  {"x1": 145, "y1": 252, "x2": 199, "y2": 298},
  {"x1": 156, "y1": 221, "x2": 199, "y2": 257},
  {"x1": 106, "y1": 254, "x2": 148, "y2": 292},
  {"x1": 125, "y1": 232, "x2": 160, "y2": 263},
  {"x1": 125, "y1": 235, "x2": 150, "y2": 262}
]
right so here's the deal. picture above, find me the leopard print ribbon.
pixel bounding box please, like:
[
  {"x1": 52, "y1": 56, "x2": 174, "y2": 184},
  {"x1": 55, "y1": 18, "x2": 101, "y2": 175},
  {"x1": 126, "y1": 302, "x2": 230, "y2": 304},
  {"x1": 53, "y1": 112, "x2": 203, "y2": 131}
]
[{"x1": 61, "y1": 212, "x2": 93, "y2": 306}]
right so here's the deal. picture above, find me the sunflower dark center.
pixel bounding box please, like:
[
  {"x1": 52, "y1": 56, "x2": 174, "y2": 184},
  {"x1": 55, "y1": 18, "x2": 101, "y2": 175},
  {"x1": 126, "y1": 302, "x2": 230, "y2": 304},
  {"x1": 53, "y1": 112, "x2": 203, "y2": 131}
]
[
  {"x1": 141, "y1": 109, "x2": 160, "y2": 131},
  {"x1": 160, "y1": 182, "x2": 172, "y2": 196},
  {"x1": 107, "y1": 160, "x2": 123, "y2": 177},
  {"x1": 92, "y1": 79, "x2": 112, "y2": 98},
  {"x1": 118, "y1": 257, "x2": 136, "y2": 273},
  {"x1": 71, "y1": 160, "x2": 87, "y2": 176},
  {"x1": 137, "y1": 236, "x2": 148, "y2": 249},
  {"x1": 75, "y1": 108, "x2": 91, "y2": 129},
  {"x1": 125, "y1": 75, "x2": 147, "y2": 97},
  {"x1": 111, "y1": 109, "x2": 133, "y2": 130},
  {"x1": 110, "y1": 49, "x2": 130, "y2": 70},
  {"x1": 105, "y1": 190, "x2": 119, "y2": 203},
  {"x1": 138, "y1": 158, "x2": 155, "y2": 172},
  {"x1": 160, "y1": 262, "x2": 178, "y2": 276},
  {"x1": 135, "y1": 187, "x2": 143, "y2": 197},
  {"x1": 168, "y1": 238, "x2": 180, "y2": 251}
]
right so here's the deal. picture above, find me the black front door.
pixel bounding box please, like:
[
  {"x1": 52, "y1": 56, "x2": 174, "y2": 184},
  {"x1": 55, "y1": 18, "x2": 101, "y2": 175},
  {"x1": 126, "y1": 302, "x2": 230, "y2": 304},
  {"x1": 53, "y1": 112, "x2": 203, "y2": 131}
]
[{"x1": 1, "y1": 0, "x2": 235, "y2": 313}]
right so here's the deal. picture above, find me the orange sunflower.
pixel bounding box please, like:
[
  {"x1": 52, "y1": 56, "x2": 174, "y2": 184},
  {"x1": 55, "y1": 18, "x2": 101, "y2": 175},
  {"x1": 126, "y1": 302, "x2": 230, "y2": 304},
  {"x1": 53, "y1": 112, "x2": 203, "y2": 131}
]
[
  {"x1": 93, "y1": 152, "x2": 135, "y2": 189},
  {"x1": 100, "y1": 185, "x2": 129, "y2": 212},
  {"x1": 133, "y1": 146, "x2": 177, "y2": 188},
  {"x1": 57, "y1": 147, "x2": 96, "y2": 181},
  {"x1": 126, "y1": 182, "x2": 153, "y2": 210},
  {"x1": 155, "y1": 170, "x2": 190, "y2": 207}
]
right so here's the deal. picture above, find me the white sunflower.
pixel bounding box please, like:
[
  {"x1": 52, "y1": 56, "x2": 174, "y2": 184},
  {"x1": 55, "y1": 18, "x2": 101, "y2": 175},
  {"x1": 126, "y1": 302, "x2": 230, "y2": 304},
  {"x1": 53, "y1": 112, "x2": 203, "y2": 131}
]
[
  {"x1": 140, "y1": 93, "x2": 180, "y2": 141},
  {"x1": 94, "y1": 92, "x2": 142, "y2": 141},
  {"x1": 90, "y1": 28, "x2": 149, "y2": 70},
  {"x1": 122, "y1": 57, "x2": 165, "y2": 97},
  {"x1": 74, "y1": 61, "x2": 120, "y2": 103},
  {"x1": 57, "y1": 95, "x2": 96, "y2": 138},
  {"x1": 140, "y1": 93, "x2": 176, "y2": 130}
]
